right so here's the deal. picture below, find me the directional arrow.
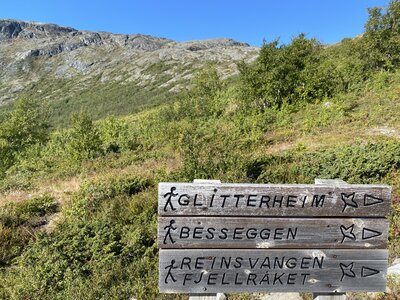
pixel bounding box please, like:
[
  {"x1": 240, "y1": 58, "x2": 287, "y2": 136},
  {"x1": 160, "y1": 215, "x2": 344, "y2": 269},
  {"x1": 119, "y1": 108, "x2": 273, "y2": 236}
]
[
  {"x1": 361, "y1": 266, "x2": 380, "y2": 277},
  {"x1": 362, "y1": 228, "x2": 382, "y2": 240},
  {"x1": 364, "y1": 194, "x2": 384, "y2": 206}
]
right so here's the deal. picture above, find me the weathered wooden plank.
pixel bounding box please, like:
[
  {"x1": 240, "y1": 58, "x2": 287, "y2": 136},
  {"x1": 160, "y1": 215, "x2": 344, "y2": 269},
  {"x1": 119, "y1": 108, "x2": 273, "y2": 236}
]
[
  {"x1": 158, "y1": 217, "x2": 389, "y2": 249},
  {"x1": 313, "y1": 293, "x2": 346, "y2": 300},
  {"x1": 158, "y1": 183, "x2": 391, "y2": 217},
  {"x1": 314, "y1": 179, "x2": 349, "y2": 186},
  {"x1": 159, "y1": 249, "x2": 388, "y2": 293},
  {"x1": 188, "y1": 294, "x2": 222, "y2": 300}
]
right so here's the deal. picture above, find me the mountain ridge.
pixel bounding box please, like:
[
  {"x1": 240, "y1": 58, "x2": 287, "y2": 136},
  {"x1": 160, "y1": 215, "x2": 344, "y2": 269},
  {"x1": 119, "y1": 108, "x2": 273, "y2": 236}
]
[
  {"x1": 0, "y1": 19, "x2": 258, "y2": 125},
  {"x1": 0, "y1": 19, "x2": 251, "y2": 55}
]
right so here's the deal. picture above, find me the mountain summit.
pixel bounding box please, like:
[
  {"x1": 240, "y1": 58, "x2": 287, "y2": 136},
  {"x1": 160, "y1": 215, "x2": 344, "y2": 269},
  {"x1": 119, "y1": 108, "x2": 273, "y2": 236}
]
[{"x1": 0, "y1": 19, "x2": 249, "y2": 51}]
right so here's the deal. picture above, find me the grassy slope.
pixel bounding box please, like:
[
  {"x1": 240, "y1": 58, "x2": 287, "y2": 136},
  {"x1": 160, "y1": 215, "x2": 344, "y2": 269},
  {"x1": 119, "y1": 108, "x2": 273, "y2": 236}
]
[
  {"x1": 0, "y1": 73, "x2": 400, "y2": 299},
  {"x1": 0, "y1": 58, "x2": 400, "y2": 299},
  {"x1": 0, "y1": 60, "x2": 192, "y2": 127}
]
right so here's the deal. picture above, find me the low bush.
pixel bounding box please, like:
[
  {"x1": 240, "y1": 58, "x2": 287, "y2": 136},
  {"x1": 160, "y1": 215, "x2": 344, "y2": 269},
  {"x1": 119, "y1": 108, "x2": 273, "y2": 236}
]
[
  {"x1": 1, "y1": 182, "x2": 158, "y2": 299},
  {"x1": 0, "y1": 194, "x2": 57, "y2": 267},
  {"x1": 0, "y1": 194, "x2": 57, "y2": 227},
  {"x1": 255, "y1": 140, "x2": 400, "y2": 184},
  {"x1": 80, "y1": 174, "x2": 151, "y2": 202}
]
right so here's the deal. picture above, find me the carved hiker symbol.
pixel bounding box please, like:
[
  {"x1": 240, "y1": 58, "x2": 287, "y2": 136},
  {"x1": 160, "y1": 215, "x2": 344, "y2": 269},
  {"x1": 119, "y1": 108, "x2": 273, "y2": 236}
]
[
  {"x1": 341, "y1": 193, "x2": 358, "y2": 212},
  {"x1": 164, "y1": 259, "x2": 178, "y2": 284},
  {"x1": 340, "y1": 224, "x2": 356, "y2": 243},
  {"x1": 163, "y1": 219, "x2": 177, "y2": 244},
  {"x1": 340, "y1": 262, "x2": 356, "y2": 281},
  {"x1": 163, "y1": 187, "x2": 178, "y2": 211}
]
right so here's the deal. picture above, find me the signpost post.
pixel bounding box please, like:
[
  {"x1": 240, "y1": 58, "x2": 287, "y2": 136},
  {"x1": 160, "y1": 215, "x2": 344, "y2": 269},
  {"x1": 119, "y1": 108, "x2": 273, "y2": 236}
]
[{"x1": 158, "y1": 179, "x2": 391, "y2": 299}]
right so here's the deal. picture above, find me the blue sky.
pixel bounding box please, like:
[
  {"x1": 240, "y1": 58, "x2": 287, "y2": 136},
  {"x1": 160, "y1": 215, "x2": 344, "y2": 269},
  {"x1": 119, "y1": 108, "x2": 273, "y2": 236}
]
[{"x1": 0, "y1": 0, "x2": 390, "y2": 46}]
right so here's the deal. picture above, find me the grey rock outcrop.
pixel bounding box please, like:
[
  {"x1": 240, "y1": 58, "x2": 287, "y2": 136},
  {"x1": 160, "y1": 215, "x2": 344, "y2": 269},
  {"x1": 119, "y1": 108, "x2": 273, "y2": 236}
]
[
  {"x1": 0, "y1": 19, "x2": 255, "y2": 57},
  {"x1": 0, "y1": 20, "x2": 174, "y2": 58},
  {"x1": 0, "y1": 19, "x2": 76, "y2": 40}
]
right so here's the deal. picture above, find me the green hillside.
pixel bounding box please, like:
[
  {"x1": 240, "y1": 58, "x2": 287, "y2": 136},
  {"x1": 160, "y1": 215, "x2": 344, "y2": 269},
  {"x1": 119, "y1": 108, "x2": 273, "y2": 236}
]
[
  {"x1": 1, "y1": 2, "x2": 400, "y2": 300},
  {"x1": 0, "y1": 21, "x2": 257, "y2": 128},
  {"x1": 0, "y1": 61, "x2": 191, "y2": 128}
]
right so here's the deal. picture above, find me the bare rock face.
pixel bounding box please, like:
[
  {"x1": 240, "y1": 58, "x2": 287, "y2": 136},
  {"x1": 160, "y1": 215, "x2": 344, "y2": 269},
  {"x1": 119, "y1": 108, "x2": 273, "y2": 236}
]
[
  {"x1": 0, "y1": 19, "x2": 259, "y2": 106},
  {"x1": 0, "y1": 19, "x2": 76, "y2": 40},
  {"x1": 0, "y1": 21, "x2": 253, "y2": 56},
  {"x1": 177, "y1": 38, "x2": 250, "y2": 51},
  {"x1": 0, "y1": 20, "x2": 174, "y2": 57}
]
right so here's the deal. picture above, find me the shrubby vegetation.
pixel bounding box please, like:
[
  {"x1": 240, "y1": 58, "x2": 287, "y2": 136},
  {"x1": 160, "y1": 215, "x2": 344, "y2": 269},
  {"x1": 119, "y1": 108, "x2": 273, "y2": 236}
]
[
  {"x1": 0, "y1": 98, "x2": 50, "y2": 178},
  {"x1": 238, "y1": 34, "x2": 333, "y2": 109},
  {"x1": 238, "y1": 0, "x2": 400, "y2": 111},
  {"x1": 1, "y1": 1, "x2": 400, "y2": 299},
  {"x1": 1, "y1": 175, "x2": 155, "y2": 300},
  {"x1": 364, "y1": 0, "x2": 400, "y2": 71},
  {"x1": 0, "y1": 194, "x2": 57, "y2": 267},
  {"x1": 252, "y1": 141, "x2": 400, "y2": 184}
]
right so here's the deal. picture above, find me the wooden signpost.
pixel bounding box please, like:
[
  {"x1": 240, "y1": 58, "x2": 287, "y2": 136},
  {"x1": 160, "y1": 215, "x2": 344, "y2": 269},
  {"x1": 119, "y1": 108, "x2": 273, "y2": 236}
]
[{"x1": 158, "y1": 179, "x2": 391, "y2": 296}]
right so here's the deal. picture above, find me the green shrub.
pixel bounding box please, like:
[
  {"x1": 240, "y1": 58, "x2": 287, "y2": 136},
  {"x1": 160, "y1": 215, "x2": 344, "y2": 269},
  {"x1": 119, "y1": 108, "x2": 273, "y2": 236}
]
[
  {"x1": 0, "y1": 98, "x2": 50, "y2": 177},
  {"x1": 66, "y1": 111, "x2": 102, "y2": 163},
  {"x1": 255, "y1": 140, "x2": 400, "y2": 184},
  {"x1": 363, "y1": 0, "x2": 400, "y2": 71},
  {"x1": 238, "y1": 34, "x2": 333, "y2": 109},
  {"x1": 173, "y1": 64, "x2": 225, "y2": 119},
  {"x1": 0, "y1": 194, "x2": 57, "y2": 227},
  {"x1": 0, "y1": 194, "x2": 57, "y2": 266},
  {"x1": 0, "y1": 224, "x2": 32, "y2": 267},
  {"x1": 173, "y1": 118, "x2": 256, "y2": 182},
  {"x1": 98, "y1": 116, "x2": 138, "y2": 153},
  {"x1": 63, "y1": 174, "x2": 151, "y2": 222},
  {"x1": 297, "y1": 140, "x2": 400, "y2": 183},
  {"x1": 80, "y1": 174, "x2": 151, "y2": 201},
  {"x1": 2, "y1": 188, "x2": 159, "y2": 300}
]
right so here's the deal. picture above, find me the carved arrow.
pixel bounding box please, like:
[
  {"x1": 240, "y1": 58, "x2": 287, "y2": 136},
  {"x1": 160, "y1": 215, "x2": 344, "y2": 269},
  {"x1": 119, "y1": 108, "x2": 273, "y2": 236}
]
[
  {"x1": 339, "y1": 264, "x2": 381, "y2": 281},
  {"x1": 364, "y1": 194, "x2": 384, "y2": 207},
  {"x1": 362, "y1": 228, "x2": 382, "y2": 240},
  {"x1": 340, "y1": 225, "x2": 383, "y2": 242},
  {"x1": 361, "y1": 266, "x2": 380, "y2": 277}
]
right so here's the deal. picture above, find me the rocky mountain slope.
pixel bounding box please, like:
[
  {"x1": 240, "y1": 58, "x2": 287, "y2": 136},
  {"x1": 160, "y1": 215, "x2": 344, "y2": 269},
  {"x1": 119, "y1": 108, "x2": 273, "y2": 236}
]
[{"x1": 0, "y1": 20, "x2": 258, "y2": 125}]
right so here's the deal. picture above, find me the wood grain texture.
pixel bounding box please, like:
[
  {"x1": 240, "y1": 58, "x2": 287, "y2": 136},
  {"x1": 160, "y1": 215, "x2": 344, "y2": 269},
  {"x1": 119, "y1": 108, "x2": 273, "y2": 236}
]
[
  {"x1": 159, "y1": 249, "x2": 388, "y2": 293},
  {"x1": 158, "y1": 183, "x2": 391, "y2": 217},
  {"x1": 314, "y1": 179, "x2": 349, "y2": 186},
  {"x1": 313, "y1": 293, "x2": 346, "y2": 300},
  {"x1": 158, "y1": 217, "x2": 389, "y2": 249},
  {"x1": 188, "y1": 295, "x2": 220, "y2": 300}
]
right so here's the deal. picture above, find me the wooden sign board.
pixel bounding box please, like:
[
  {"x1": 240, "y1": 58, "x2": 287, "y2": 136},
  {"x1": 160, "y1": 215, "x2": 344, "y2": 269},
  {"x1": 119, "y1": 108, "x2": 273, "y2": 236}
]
[
  {"x1": 158, "y1": 183, "x2": 391, "y2": 217},
  {"x1": 158, "y1": 217, "x2": 389, "y2": 249},
  {"x1": 158, "y1": 181, "x2": 391, "y2": 294},
  {"x1": 159, "y1": 249, "x2": 388, "y2": 293}
]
